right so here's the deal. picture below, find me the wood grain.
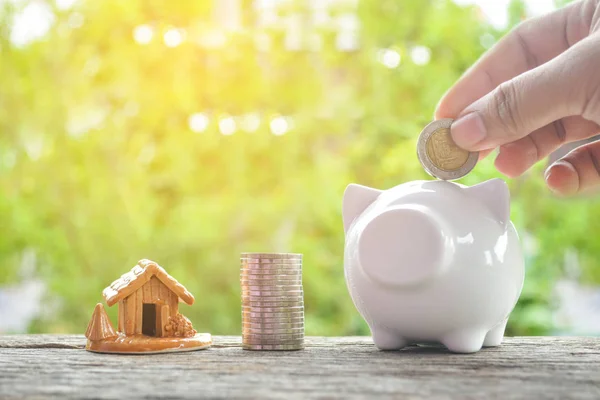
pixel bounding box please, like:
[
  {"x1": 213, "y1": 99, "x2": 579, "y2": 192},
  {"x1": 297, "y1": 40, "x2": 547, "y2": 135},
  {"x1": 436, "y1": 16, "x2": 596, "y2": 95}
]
[
  {"x1": 134, "y1": 288, "x2": 143, "y2": 335},
  {"x1": 117, "y1": 300, "x2": 124, "y2": 332},
  {"x1": 0, "y1": 335, "x2": 599, "y2": 399}
]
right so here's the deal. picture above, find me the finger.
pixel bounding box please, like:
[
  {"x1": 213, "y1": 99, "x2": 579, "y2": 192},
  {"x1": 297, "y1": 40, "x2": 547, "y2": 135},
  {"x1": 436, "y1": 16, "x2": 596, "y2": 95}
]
[
  {"x1": 545, "y1": 139, "x2": 600, "y2": 196},
  {"x1": 435, "y1": 0, "x2": 593, "y2": 120},
  {"x1": 494, "y1": 116, "x2": 600, "y2": 177},
  {"x1": 448, "y1": 34, "x2": 600, "y2": 152}
]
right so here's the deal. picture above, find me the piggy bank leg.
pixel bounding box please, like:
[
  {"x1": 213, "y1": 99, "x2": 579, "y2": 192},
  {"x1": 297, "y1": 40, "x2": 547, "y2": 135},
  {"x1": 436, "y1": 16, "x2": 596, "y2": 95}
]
[
  {"x1": 483, "y1": 319, "x2": 508, "y2": 347},
  {"x1": 371, "y1": 327, "x2": 406, "y2": 350},
  {"x1": 441, "y1": 329, "x2": 487, "y2": 353}
]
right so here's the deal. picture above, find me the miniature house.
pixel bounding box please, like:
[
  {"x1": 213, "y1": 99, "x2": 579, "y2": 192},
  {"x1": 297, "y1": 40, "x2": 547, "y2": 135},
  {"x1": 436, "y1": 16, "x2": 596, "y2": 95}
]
[{"x1": 102, "y1": 259, "x2": 195, "y2": 337}]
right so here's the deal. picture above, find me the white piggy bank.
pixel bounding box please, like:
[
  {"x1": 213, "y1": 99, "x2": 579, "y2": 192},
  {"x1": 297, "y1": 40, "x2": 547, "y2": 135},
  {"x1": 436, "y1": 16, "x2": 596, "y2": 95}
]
[{"x1": 342, "y1": 178, "x2": 525, "y2": 353}]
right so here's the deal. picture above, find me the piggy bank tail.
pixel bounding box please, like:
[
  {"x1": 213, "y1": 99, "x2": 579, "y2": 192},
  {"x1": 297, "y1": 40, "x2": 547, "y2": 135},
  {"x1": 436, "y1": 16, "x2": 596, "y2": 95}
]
[{"x1": 357, "y1": 204, "x2": 452, "y2": 287}]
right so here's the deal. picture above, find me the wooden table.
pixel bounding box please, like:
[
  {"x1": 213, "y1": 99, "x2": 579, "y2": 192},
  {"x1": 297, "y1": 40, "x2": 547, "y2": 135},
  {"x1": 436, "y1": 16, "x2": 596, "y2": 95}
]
[{"x1": 1, "y1": 335, "x2": 599, "y2": 399}]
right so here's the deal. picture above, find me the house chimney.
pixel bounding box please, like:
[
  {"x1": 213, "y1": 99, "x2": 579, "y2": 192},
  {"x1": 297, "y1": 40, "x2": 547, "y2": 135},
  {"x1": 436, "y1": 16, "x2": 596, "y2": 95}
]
[{"x1": 85, "y1": 303, "x2": 117, "y2": 341}]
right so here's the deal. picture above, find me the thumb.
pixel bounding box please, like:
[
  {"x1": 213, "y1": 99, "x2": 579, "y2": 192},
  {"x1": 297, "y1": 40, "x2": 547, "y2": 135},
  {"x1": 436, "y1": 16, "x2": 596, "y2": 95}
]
[{"x1": 449, "y1": 35, "x2": 600, "y2": 151}]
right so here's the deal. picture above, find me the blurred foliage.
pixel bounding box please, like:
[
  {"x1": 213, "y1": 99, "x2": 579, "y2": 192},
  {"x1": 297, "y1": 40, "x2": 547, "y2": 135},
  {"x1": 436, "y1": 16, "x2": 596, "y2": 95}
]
[{"x1": 1, "y1": 0, "x2": 598, "y2": 336}]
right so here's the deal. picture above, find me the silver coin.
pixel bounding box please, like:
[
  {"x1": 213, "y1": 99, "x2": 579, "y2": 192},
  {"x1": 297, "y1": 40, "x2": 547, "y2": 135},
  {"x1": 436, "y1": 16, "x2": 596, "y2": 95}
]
[
  {"x1": 241, "y1": 287, "x2": 302, "y2": 292},
  {"x1": 243, "y1": 327, "x2": 304, "y2": 333},
  {"x1": 240, "y1": 262, "x2": 302, "y2": 267},
  {"x1": 241, "y1": 291, "x2": 304, "y2": 296},
  {"x1": 241, "y1": 283, "x2": 303, "y2": 290},
  {"x1": 241, "y1": 281, "x2": 303, "y2": 286},
  {"x1": 242, "y1": 299, "x2": 304, "y2": 305},
  {"x1": 241, "y1": 279, "x2": 302, "y2": 284},
  {"x1": 242, "y1": 343, "x2": 304, "y2": 351},
  {"x1": 240, "y1": 274, "x2": 302, "y2": 280},
  {"x1": 241, "y1": 266, "x2": 302, "y2": 271},
  {"x1": 241, "y1": 253, "x2": 302, "y2": 259},
  {"x1": 240, "y1": 271, "x2": 302, "y2": 283},
  {"x1": 240, "y1": 283, "x2": 303, "y2": 293},
  {"x1": 242, "y1": 301, "x2": 304, "y2": 307},
  {"x1": 242, "y1": 297, "x2": 303, "y2": 303},
  {"x1": 242, "y1": 304, "x2": 304, "y2": 310},
  {"x1": 241, "y1": 269, "x2": 302, "y2": 276},
  {"x1": 241, "y1": 267, "x2": 302, "y2": 272},
  {"x1": 240, "y1": 272, "x2": 302, "y2": 278},
  {"x1": 243, "y1": 340, "x2": 304, "y2": 347},
  {"x1": 242, "y1": 308, "x2": 304, "y2": 313},
  {"x1": 243, "y1": 316, "x2": 304, "y2": 323},
  {"x1": 242, "y1": 300, "x2": 303, "y2": 306},
  {"x1": 243, "y1": 319, "x2": 304, "y2": 325},
  {"x1": 242, "y1": 334, "x2": 304, "y2": 342},
  {"x1": 241, "y1": 286, "x2": 303, "y2": 292},
  {"x1": 243, "y1": 320, "x2": 304, "y2": 326},
  {"x1": 242, "y1": 326, "x2": 304, "y2": 336},
  {"x1": 242, "y1": 311, "x2": 304, "y2": 318},
  {"x1": 241, "y1": 269, "x2": 301, "y2": 274},
  {"x1": 241, "y1": 263, "x2": 302, "y2": 268},
  {"x1": 243, "y1": 315, "x2": 304, "y2": 322},
  {"x1": 241, "y1": 268, "x2": 302, "y2": 273},
  {"x1": 242, "y1": 286, "x2": 304, "y2": 296},
  {"x1": 242, "y1": 329, "x2": 305, "y2": 336},
  {"x1": 242, "y1": 321, "x2": 305, "y2": 329},
  {"x1": 243, "y1": 326, "x2": 304, "y2": 334},
  {"x1": 242, "y1": 293, "x2": 304, "y2": 303},
  {"x1": 416, "y1": 118, "x2": 479, "y2": 181},
  {"x1": 242, "y1": 295, "x2": 304, "y2": 302},
  {"x1": 241, "y1": 258, "x2": 303, "y2": 264},
  {"x1": 242, "y1": 334, "x2": 304, "y2": 344},
  {"x1": 242, "y1": 300, "x2": 304, "y2": 305},
  {"x1": 240, "y1": 276, "x2": 302, "y2": 281},
  {"x1": 242, "y1": 306, "x2": 304, "y2": 317},
  {"x1": 242, "y1": 293, "x2": 303, "y2": 299},
  {"x1": 242, "y1": 290, "x2": 304, "y2": 301},
  {"x1": 240, "y1": 265, "x2": 302, "y2": 276},
  {"x1": 242, "y1": 340, "x2": 305, "y2": 350},
  {"x1": 243, "y1": 326, "x2": 304, "y2": 333},
  {"x1": 242, "y1": 318, "x2": 305, "y2": 325},
  {"x1": 240, "y1": 280, "x2": 303, "y2": 287}
]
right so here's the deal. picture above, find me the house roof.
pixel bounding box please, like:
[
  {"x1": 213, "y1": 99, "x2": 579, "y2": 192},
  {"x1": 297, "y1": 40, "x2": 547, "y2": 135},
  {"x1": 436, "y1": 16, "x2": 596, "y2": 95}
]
[{"x1": 102, "y1": 259, "x2": 195, "y2": 307}]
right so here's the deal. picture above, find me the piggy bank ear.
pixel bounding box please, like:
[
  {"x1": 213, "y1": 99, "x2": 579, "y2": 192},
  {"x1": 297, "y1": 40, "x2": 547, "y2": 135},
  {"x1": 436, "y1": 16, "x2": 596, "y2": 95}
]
[
  {"x1": 464, "y1": 178, "x2": 510, "y2": 227},
  {"x1": 358, "y1": 205, "x2": 451, "y2": 287},
  {"x1": 342, "y1": 183, "x2": 382, "y2": 234}
]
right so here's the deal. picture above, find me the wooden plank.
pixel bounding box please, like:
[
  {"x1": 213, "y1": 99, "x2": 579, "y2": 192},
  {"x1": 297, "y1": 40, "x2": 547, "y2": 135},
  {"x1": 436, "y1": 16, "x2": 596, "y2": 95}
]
[
  {"x1": 142, "y1": 277, "x2": 152, "y2": 303},
  {"x1": 117, "y1": 301, "x2": 124, "y2": 332},
  {"x1": 0, "y1": 336, "x2": 599, "y2": 399},
  {"x1": 158, "y1": 279, "x2": 166, "y2": 303},
  {"x1": 169, "y1": 290, "x2": 178, "y2": 316},
  {"x1": 134, "y1": 289, "x2": 143, "y2": 334},
  {"x1": 158, "y1": 305, "x2": 169, "y2": 337},
  {"x1": 124, "y1": 297, "x2": 136, "y2": 335}
]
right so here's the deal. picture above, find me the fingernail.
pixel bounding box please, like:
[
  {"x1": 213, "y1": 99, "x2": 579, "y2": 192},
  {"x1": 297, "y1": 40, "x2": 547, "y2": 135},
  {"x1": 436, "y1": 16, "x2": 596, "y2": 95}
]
[
  {"x1": 451, "y1": 112, "x2": 487, "y2": 150},
  {"x1": 545, "y1": 161, "x2": 579, "y2": 196}
]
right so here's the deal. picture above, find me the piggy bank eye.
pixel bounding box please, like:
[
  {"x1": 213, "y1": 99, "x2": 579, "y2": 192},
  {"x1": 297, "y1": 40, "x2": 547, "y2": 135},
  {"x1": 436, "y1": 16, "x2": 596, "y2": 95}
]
[{"x1": 358, "y1": 205, "x2": 451, "y2": 287}]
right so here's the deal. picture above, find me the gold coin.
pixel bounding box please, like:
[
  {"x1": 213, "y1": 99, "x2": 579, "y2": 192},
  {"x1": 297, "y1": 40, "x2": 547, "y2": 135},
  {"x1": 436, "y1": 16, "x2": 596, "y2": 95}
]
[
  {"x1": 425, "y1": 127, "x2": 470, "y2": 171},
  {"x1": 417, "y1": 119, "x2": 478, "y2": 181}
]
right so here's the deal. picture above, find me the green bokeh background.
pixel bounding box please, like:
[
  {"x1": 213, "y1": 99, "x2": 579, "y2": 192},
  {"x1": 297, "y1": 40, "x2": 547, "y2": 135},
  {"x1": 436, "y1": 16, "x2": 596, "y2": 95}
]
[{"x1": 1, "y1": 0, "x2": 598, "y2": 336}]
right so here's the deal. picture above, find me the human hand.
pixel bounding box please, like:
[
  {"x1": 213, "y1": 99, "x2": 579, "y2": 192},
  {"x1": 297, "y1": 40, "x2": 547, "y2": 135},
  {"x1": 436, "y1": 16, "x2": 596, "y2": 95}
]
[{"x1": 435, "y1": 0, "x2": 600, "y2": 196}]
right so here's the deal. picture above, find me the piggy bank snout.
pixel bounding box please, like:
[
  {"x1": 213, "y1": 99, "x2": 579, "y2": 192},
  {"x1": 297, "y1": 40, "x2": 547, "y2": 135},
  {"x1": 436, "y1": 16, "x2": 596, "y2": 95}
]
[{"x1": 358, "y1": 205, "x2": 451, "y2": 287}]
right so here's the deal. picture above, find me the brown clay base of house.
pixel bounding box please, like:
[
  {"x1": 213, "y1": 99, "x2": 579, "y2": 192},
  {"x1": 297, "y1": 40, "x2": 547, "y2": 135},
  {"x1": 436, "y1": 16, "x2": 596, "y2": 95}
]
[{"x1": 86, "y1": 333, "x2": 212, "y2": 354}]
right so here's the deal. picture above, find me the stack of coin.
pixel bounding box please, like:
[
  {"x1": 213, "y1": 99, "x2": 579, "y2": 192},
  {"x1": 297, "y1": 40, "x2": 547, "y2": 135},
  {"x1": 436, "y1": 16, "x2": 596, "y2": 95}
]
[
  {"x1": 240, "y1": 253, "x2": 304, "y2": 351},
  {"x1": 417, "y1": 118, "x2": 479, "y2": 181}
]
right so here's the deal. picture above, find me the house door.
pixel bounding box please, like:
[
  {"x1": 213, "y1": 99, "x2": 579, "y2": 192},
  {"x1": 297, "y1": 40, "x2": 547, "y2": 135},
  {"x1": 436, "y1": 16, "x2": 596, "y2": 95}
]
[{"x1": 142, "y1": 304, "x2": 157, "y2": 336}]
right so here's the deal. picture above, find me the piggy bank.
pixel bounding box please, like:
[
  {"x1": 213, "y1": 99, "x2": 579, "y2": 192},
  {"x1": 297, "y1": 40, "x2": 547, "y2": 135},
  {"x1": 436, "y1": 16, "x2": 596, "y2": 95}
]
[{"x1": 342, "y1": 178, "x2": 524, "y2": 353}]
